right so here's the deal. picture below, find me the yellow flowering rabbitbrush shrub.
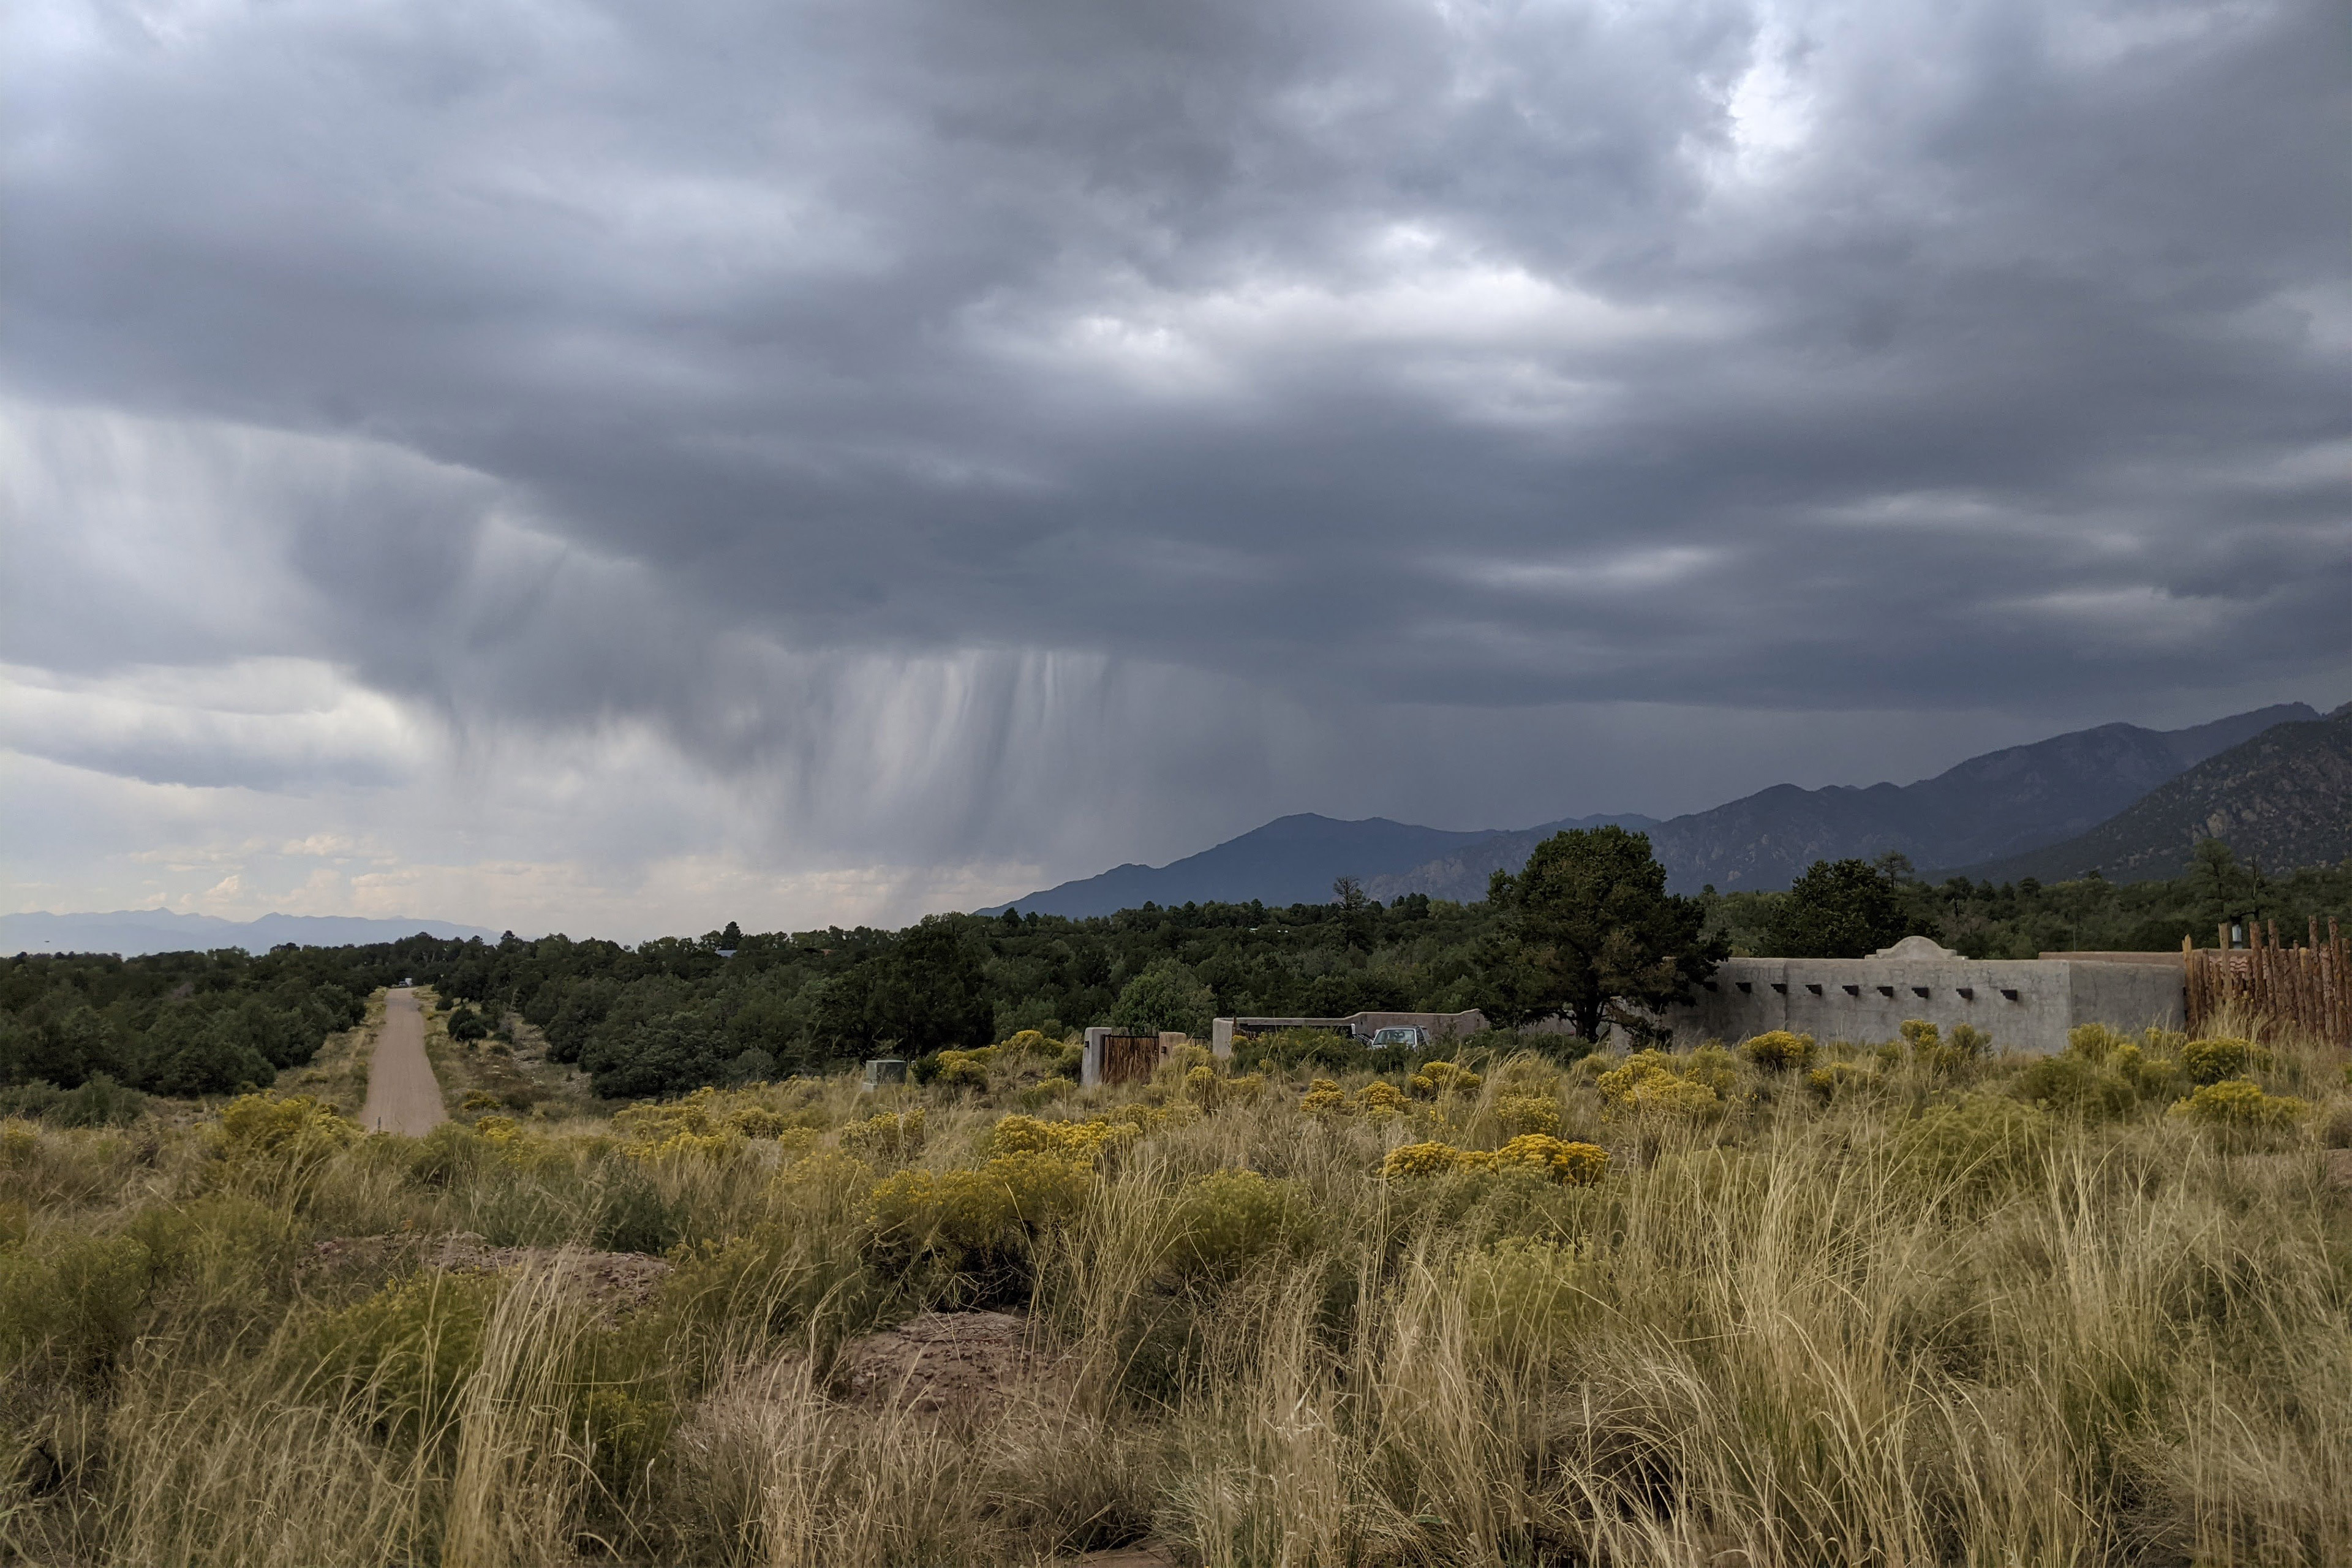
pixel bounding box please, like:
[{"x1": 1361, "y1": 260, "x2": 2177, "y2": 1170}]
[
  {"x1": 613, "y1": 1088, "x2": 748, "y2": 1163},
  {"x1": 2169, "y1": 1078, "x2": 2305, "y2": 1132},
  {"x1": 1382, "y1": 1140, "x2": 1467, "y2": 1179},
  {"x1": 727, "y1": 1106, "x2": 795, "y2": 1139},
  {"x1": 2180, "y1": 1037, "x2": 2269, "y2": 1087},
  {"x1": 1741, "y1": 1030, "x2": 1815, "y2": 1071},
  {"x1": 1808, "y1": 1060, "x2": 1877, "y2": 1100},
  {"x1": 1496, "y1": 1093, "x2": 1562, "y2": 1137},
  {"x1": 865, "y1": 1153, "x2": 1092, "y2": 1263},
  {"x1": 840, "y1": 1107, "x2": 926, "y2": 1161},
  {"x1": 1596, "y1": 1052, "x2": 1722, "y2": 1117},
  {"x1": 986, "y1": 1113, "x2": 1131, "y2": 1163},
  {"x1": 1408, "y1": 1061, "x2": 1482, "y2": 1099},
  {"x1": 625, "y1": 1129, "x2": 735, "y2": 1164},
  {"x1": 1354, "y1": 1080, "x2": 1408, "y2": 1118},
  {"x1": 1487, "y1": 1134, "x2": 1608, "y2": 1186},
  {"x1": 1300, "y1": 1079, "x2": 1348, "y2": 1116},
  {"x1": 933, "y1": 1047, "x2": 997, "y2": 1088},
  {"x1": 211, "y1": 1092, "x2": 359, "y2": 1190}
]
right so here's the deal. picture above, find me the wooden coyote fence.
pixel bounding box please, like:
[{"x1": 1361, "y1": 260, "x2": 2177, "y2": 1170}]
[
  {"x1": 2184, "y1": 918, "x2": 2349, "y2": 1048},
  {"x1": 1098, "y1": 1032, "x2": 1166, "y2": 1087}
]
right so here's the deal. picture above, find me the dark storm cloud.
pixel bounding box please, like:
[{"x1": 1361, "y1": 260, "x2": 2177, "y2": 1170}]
[{"x1": 4, "y1": 0, "x2": 2346, "y2": 859}]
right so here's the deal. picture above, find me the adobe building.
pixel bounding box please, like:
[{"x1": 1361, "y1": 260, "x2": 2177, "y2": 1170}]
[{"x1": 1659, "y1": 935, "x2": 2185, "y2": 1055}]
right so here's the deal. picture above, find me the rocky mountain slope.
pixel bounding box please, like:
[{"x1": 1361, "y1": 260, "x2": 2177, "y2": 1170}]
[
  {"x1": 1378, "y1": 703, "x2": 2316, "y2": 897},
  {"x1": 1956, "y1": 706, "x2": 2352, "y2": 885}
]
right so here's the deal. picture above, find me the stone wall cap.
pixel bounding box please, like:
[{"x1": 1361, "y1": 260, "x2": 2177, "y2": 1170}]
[{"x1": 1871, "y1": 935, "x2": 1962, "y2": 960}]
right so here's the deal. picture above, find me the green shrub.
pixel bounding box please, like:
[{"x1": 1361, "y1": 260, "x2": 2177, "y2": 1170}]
[
  {"x1": 1247, "y1": 1028, "x2": 1363, "y2": 1073},
  {"x1": 1901, "y1": 1020, "x2": 1990, "y2": 1072},
  {"x1": 2018, "y1": 1052, "x2": 2137, "y2": 1122},
  {"x1": 404, "y1": 1121, "x2": 494, "y2": 1190},
  {"x1": 2180, "y1": 1037, "x2": 2268, "y2": 1087},
  {"x1": 0, "y1": 1228, "x2": 154, "y2": 1381},
  {"x1": 1807, "y1": 1060, "x2": 1877, "y2": 1100},
  {"x1": 2065, "y1": 1023, "x2": 2133, "y2": 1063},
  {"x1": 592, "y1": 1164, "x2": 685, "y2": 1254},
  {"x1": 1166, "y1": 1169, "x2": 1315, "y2": 1281},
  {"x1": 840, "y1": 1108, "x2": 926, "y2": 1161},
  {"x1": 1456, "y1": 1237, "x2": 1595, "y2": 1371},
  {"x1": 1896, "y1": 1095, "x2": 2051, "y2": 1204},
  {"x1": 305, "y1": 1271, "x2": 499, "y2": 1447}
]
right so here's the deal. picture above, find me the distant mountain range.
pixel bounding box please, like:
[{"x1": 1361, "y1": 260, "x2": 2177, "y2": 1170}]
[
  {"x1": 984, "y1": 813, "x2": 1654, "y2": 919},
  {"x1": 0, "y1": 909, "x2": 500, "y2": 958},
  {"x1": 1628, "y1": 701, "x2": 2313, "y2": 895},
  {"x1": 991, "y1": 699, "x2": 2335, "y2": 914},
  {"x1": 1959, "y1": 705, "x2": 2352, "y2": 885}
]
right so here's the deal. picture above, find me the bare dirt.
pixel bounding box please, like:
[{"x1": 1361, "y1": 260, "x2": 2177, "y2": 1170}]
[
  {"x1": 306, "y1": 1232, "x2": 673, "y2": 1316},
  {"x1": 359, "y1": 987, "x2": 448, "y2": 1136},
  {"x1": 837, "y1": 1310, "x2": 1072, "y2": 1419}
]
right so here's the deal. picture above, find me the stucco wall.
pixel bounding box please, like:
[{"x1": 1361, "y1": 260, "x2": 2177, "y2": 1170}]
[{"x1": 1659, "y1": 937, "x2": 2184, "y2": 1054}]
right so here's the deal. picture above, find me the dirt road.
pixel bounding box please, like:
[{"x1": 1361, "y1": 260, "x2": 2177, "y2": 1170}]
[{"x1": 360, "y1": 987, "x2": 447, "y2": 1136}]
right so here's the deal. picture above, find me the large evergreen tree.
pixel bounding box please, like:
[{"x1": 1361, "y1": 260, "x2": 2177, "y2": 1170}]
[
  {"x1": 1483, "y1": 826, "x2": 1725, "y2": 1043},
  {"x1": 1763, "y1": 857, "x2": 1917, "y2": 957}
]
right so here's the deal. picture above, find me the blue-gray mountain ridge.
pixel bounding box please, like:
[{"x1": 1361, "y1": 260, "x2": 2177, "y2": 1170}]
[
  {"x1": 993, "y1": 702, "x2": 2321, "y2": 915},
  {"x1": 0, "y1": 909, "x2": 500, "y2": 959}
]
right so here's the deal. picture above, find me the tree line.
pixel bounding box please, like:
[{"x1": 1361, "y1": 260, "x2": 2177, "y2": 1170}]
[{"x1": 4, "y1": 833, "x2": 2342, "y2": 1102}]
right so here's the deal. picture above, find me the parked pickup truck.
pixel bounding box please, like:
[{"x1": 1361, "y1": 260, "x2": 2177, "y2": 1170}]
[{"x1": 1365, "y1": 1025, "x2": 1430, "y2": 1050}]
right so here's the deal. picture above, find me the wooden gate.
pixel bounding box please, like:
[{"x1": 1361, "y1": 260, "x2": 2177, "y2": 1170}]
[
  {"x1": 2184, "y1": 919, "x2": 2349, "y2": 1047},
  {"x1": 1099, "y1": 1033, "x2": 1165, "y2": 1086}
]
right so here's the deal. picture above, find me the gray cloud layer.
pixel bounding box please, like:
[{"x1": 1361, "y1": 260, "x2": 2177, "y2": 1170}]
[{"x1": 3, "y1": 0, "x2": 2346, "y2": 930}]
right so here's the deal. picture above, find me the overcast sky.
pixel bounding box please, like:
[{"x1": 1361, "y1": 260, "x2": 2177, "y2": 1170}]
[{"x1": 4, "y1": 0, "x2": 2345, "y2": 940}]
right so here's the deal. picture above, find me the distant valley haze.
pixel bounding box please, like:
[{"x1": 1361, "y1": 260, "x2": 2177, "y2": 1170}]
[{"x1": 4, "y1": 0, "x2": 2345, "y2": 943}]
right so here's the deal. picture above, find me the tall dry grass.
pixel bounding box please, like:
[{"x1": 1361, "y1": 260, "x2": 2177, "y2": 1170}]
[{"x1": 0, "y1": 1014, "x2": 2345, "y2": 1565}]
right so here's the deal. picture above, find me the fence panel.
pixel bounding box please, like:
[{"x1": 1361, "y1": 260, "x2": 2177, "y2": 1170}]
[{"x1": 2184, "y1": 918, "x2": 2348, "y2": 1047}]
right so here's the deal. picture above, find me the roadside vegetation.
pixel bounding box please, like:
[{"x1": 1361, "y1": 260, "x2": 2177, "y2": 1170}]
[{"x1": 0, "y1": 998, "x2": 2346, "y2": 1565}]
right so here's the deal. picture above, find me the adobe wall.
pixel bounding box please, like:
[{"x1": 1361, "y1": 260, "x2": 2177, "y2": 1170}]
[{"x1": 1659, "y1": 937, "x2": 2185, "y2": 1055}]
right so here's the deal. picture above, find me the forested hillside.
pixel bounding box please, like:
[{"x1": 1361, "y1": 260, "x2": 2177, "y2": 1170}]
[{"x1": 0, "y1": 946, "x2": 390, "y2": 1099}]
